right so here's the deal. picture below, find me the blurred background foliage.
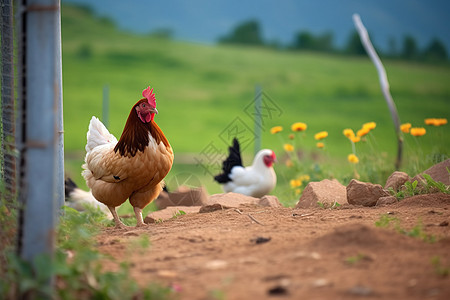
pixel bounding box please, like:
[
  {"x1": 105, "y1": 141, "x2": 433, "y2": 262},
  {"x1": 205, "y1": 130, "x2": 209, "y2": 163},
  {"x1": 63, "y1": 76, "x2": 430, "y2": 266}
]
[{"x1": 61, "y1": 4, "x2": 449, "y2": 207}]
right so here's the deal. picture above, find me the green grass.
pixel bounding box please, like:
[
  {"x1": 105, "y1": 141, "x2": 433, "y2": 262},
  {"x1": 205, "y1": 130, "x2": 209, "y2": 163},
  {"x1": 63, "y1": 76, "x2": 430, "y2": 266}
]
[{"x1": 61, "y1": 4, "x2": 450, "y2": 206}]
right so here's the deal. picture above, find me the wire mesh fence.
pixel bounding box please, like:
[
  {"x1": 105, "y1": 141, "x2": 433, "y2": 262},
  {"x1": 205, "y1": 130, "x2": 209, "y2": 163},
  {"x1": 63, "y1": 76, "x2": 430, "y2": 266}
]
[{"x1": 1, "y1": 0, "x2": 18, "y2": 203}]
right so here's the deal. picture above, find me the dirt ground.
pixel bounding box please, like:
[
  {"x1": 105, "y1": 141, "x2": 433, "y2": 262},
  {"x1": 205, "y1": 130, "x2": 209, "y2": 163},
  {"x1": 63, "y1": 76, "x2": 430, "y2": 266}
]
[{"x1": 98, "y1": 193, "x2": 450, "y2": 300}]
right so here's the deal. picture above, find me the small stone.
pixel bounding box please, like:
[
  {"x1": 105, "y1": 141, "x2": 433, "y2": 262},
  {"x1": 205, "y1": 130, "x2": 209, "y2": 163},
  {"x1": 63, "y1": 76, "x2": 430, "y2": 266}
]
[
  {"x1": 296, "y1": 179, "x2": 347, "y2": 208},
  {"x1": 384, "y1": 171, "x2": 410, "y2": 191},
  {"x1": 312, "y1": 278, "x2": 331, "y2": 288},
  {"x1": 376, "y1": 196, "x2": 397, "y2": 206},
  {"x1": 258, "y1": 195, "x2": 282, "y2": 207},
  {"x1": 348, "y1": 285, "x2": 373, "y2": 296},
  {"x1": 267, "y1": 285, "x2": 288, "y2": 295},
  {"x1": 421, "y1": 159, "x2": 450, "y2": 185},
  {"x1": 408, "y1": 278, "x2": 418, "y2": 287},
  {"x1": 144, "y1": 206, "x2": 200, "y2": 223},
  {"x1": 157, "y1": 270, "x2": 178, "y2": 278},
  {"x1": 154, "y1": 186, "x2": 209, "y2": 209},
  {"x1": 199, "y1": 203, "x2": 224, "y2": 213},
  {"x1": 205, "y1": 260, "x2": 228, "y2": 270},
  {"x1": 347, "y1": 179, "x2": 390, "y2": 207},
  {"x1": 251, "y1": 236, "x2": 271, "y2": 244},
  {"x1": 439, "y1": 221, "x2": 449, "y2": 227}
]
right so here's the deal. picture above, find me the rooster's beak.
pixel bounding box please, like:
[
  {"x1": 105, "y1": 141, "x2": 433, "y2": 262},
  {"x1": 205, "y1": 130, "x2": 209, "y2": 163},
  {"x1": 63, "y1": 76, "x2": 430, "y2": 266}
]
[{"x1": 151, "y1": 107, "x2": 158, "y2": 114}]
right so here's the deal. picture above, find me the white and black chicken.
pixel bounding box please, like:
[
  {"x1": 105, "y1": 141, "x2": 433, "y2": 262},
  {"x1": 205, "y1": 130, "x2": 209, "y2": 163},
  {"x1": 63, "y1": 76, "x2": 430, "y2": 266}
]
[{"x1": 214, "y1": 138, "x2": 277, "y2": 198}]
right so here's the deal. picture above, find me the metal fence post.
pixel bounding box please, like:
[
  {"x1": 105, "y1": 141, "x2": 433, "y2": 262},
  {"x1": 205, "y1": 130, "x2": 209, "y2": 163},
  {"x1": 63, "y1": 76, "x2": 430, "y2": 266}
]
[
  {"x1": 102, "y1": 84, "x2": 109, "y2": 128},
  {"x1": 18, "y1": 1, "x2": 63, "y2": 289},
  {"x1": 254, "y1": 85, "x2": 262, "y2": 155}
]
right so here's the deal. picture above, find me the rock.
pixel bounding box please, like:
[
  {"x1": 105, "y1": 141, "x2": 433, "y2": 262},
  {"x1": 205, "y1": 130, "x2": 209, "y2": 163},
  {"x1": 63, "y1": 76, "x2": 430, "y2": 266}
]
[
  {"x1": 296, "y1": 179, "x2": 347, "y2": 209},
  {"x1": 154, "y1": 186, "x2": 209, "y2": 209},
  {"x1": 205, "y1": 260, "x2": 228, "y2": 270},
  {"x1": 199, "y1": 193, "x2": 281, "y2": 213},
  {"x1": 208, "y1": 192, "x2": 260, "y2": 207},
  {"x1": 376, "y1": 196, "x2": 398, "y2": 206},
  {"x1": 347, "y1": 179, "x2": 390, "y2": 207},
  {"x1": 312, "y1": 278, "x2": 331, "y2": 288},
  {"x1": 421, "y1": 159, "x2": 450, "y2": 185},
  {"x1": 258, "y1": 195, "x2": 283, "y2": 207},
  {"x1": 267, "y1": 285, "x2": 289, "y2": 296},
  {"x1": 348, "y1": 285, "x2": 374, "y2": 296},
  {"x1": 199, "y1": 203, "x2": 224, "y2": 213},
  {"x1": 206, "y1": 192, "x2": 281, "y2": 208},
  {"x1": 144, "y1": 206, "x2": 200, "y2": 223},
  {"x1": 384, "y1": 171, "x2": 410, "y2": 192}
]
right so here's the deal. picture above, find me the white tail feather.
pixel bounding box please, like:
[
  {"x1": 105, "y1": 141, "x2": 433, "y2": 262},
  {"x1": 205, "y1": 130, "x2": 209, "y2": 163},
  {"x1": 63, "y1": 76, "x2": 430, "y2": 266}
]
[{"x1": 85, "y1": 116, "x2": 117, "y2": 153}]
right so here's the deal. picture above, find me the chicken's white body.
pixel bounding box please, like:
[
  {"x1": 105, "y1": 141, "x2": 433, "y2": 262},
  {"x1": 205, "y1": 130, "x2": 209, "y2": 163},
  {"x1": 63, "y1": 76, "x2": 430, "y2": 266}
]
[
  {"x1": 214, "y1": 139, "x2": 277, "y2": 198},
  {"x1": 65, "y1": 185, "x2": 113, "y2": 219},
  {"x1": 223, "y1": 162, "x2": 277, "y2": 198}
]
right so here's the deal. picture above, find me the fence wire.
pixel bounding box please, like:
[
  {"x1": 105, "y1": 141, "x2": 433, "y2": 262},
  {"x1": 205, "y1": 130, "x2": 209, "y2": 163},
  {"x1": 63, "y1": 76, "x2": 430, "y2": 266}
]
[
  {"x1": 1, "y1": 0, "x2": 18, "y2": 204},
  {"x1": 1, "y1": 0, "x2": 21, "y2": 271}
]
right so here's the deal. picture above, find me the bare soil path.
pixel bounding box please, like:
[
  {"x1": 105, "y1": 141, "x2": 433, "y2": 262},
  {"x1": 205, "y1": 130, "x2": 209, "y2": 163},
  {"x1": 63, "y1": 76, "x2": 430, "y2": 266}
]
[{"x1": 98, "y1": 193, "x2": 450, "y2": 300}]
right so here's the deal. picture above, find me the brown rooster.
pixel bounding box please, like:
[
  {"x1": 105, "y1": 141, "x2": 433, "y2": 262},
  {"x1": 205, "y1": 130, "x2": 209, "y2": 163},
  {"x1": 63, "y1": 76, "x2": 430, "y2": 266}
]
[{"x1": 82, "y1": 86, "x2": 173, "y2": 228}]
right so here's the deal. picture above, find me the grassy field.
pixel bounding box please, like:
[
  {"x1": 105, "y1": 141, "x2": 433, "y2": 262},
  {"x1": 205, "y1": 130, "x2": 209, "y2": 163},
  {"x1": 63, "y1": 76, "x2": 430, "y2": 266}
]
[{"x1": 61, "y1": 4, "x2": 449, "y2": 207}]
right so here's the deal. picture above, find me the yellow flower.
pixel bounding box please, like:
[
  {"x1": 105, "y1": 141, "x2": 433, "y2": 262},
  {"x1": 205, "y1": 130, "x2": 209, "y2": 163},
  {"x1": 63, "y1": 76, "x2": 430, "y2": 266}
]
[
  {"x1": 316, "y1": 142, "x2": 325, "y2": 149},
  {"x1": 290, "y1": 179, "x2": 302, "y2": 189},
  {"x1": 291, "y1": 122, "x2": 307, "y2": 132},
  {"x1": 357, "y1": 127, "x2": 370, "y2": 137},
  {"x1": 410, "y1": 127, "x2": 426, "y2": 137},
  {"x1": 436, "y1": 118, "x2": 448, "y2": 126},
  {"x1": 425, "y1": 118, "x2": 436, "y2": 125},
  {"x1": 425, "y1": 118, "x2": 448, "y2": 126},
  {"x1": 343, "y1": 128, "x2": 355, "y2": 138},
  {"x1": 295, "y1": 188, "x2": 302, "y2": 196},
  {"x1": 283, "y1": 143, "x2": 294, "y2": 152},
  {"x1": 314, "y1": 131, "x2": 328, "y2": 140},
  {"x1": 400, "y1": 123, "x2": 411, "y2": 133},
  {"x1": 350, "y1": 136, "x2": 361, "y2": 143},
  {"x1": 347, "y1": 154, "x2": 359, "y2": 164},
  {"x1": 298, "y1": 174, "x2": 310, "y2": 181},
  {"x1": 270, "y1": 126, "x2": 283, "y2": 134},
  {"x1": 363, "y1": 122, "x2": 376, "y2": 130}
]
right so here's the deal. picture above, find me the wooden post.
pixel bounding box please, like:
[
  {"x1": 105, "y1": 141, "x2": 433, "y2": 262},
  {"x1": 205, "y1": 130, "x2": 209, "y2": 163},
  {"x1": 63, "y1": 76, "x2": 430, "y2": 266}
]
[{"x1": 353, "y1": 14, "x2": 403, "y2": 170}]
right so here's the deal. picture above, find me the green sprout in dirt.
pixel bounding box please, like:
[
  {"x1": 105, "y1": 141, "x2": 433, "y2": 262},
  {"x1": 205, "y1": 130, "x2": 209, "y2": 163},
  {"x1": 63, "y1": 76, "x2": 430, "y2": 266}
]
[
  {"x1": 345, "y1": 253, "x2": 370, "y2": 266},
  {"x1": 317, "y1": 201, "x2": 341, "y2": 209},
  {"x1": 375, "y1": 214, "x2": 436, "y2": 243},
  {"x1": 389, "y1": 173, "x2": 449, "y2": 201},
  {"x1": 431, "y1": 256, "x2": 449, "y2": 277},
  {"x1": 172, "y1": 210, "x2": 186, "y2": 219}
]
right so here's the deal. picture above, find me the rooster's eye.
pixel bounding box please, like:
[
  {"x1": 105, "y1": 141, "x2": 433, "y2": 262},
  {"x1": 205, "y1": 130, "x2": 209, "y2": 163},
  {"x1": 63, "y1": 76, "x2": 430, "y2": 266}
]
[{"x1": 142, "y1": 103, "x2": 146, "y2": 107}]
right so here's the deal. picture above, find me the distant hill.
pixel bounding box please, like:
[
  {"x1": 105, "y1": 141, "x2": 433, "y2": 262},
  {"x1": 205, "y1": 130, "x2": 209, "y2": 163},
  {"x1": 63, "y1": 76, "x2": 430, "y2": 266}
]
[{"x1": 62, "y1": 0, "x2": 450, "y2": 53}]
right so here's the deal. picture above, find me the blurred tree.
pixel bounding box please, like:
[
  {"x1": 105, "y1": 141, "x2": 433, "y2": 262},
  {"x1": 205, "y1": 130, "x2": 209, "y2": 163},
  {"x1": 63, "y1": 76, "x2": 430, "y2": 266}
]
[
  {"x1": 218, "y1": 20, "x2": 264, "y2": 46},
  {"x1": 344, "y1": 30, "x2": 366, "y2": 55},
  {"x1": 387, "y1": 36, "x2": 398, "y2": 57},
  {"x1": 291, "y1": 30, "x2": 334, "y2": 52},
  {"x1": 401, "y1": 35, "x2": 418, "y2": 60},
  {"x1": 421, "y1": 38, "x2": 447, "y2": 62}
]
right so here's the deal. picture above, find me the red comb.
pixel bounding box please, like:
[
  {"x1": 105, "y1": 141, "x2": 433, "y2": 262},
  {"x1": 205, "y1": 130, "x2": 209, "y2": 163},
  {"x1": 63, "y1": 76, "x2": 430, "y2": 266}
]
[{"x1": 142, "y1": 86, "x2": 156, "y2": 108}]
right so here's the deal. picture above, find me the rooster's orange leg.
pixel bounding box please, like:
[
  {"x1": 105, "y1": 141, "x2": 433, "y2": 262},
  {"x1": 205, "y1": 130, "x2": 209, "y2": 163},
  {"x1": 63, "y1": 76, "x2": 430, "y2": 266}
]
[{"x1": 108, "y1": 206, "x2": 127, "y2": 228}]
